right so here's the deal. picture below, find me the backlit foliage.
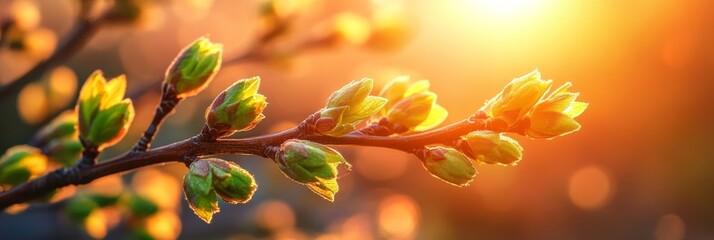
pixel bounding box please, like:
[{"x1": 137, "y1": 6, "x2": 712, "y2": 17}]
[{"x1": 0, "y1": 1, "x2": 588, "y2": 239}]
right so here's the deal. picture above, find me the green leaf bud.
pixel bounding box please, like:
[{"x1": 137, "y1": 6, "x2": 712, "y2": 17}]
[
  {"x1": 32, "y1": 110, "x2": 77, "y2": 145},
  {"x1": 326, "y1": 78, "x2": 373, "y2": 108},
  {"x1": 205, "y1": 77, "x2": 267, "y2": 138},
  {"x1": 374, "y1": 77, "x2": 448, "y2": 134},
  {"x1": 206, "y1": 158, "x2": 258, "y2": 204},
  {"x1": 85, "y1": 99, "x2": 135, "y2": 149},
  {"x1": 317, "y1": 79, "x2": 387, "y2": 136},
  {"x1": 76, "y1": 70, "x2": 134, "y2": 150},
  {"x1": 44, "y1": 139, "x2": 82, "y2": 167},
  {"x1": 65, "y1": 196, "x2": 99, "y2": 223},
  {"x1": 274, "y1": 139, "x2": 349, "y2": 201},
  {"x1": 183, "y1": 160, "x2": 219, "y2": 223},
  {"x1": 418, "y1": 147, "x2": 477, "y2": 187},
  {"x1": 166, "y1": 37, "x2": 223, "y2": 98},
  {"x1": 387, "y1": 92, "x2": 435, "y2": 128},
  {"x1": 88, "y1": 193, "x2": 121, "y2": 207},
  {"x1": 461, "y1": 130, "x2": 523, "y2": 166},
  {"x1": 0, "y1": 145, "x2": 48, "y2": 186},
  {"x1": 127, "y1": 194, "x2": 159, "y2": 217}
]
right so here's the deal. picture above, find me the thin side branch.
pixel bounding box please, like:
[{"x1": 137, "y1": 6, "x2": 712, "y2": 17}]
[
  {"x1": 132, "y1": 84, "x2": 181, "y2": 152},
  {"x1": 0, "y1": 116, "x2": 492, "y2": 209}
]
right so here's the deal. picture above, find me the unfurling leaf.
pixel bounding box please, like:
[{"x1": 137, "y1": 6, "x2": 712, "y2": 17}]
[
  {"x1": 476, "y1": 70, "x2": 588, "y2": 139},
  {"x1": 76, "y1": 70, "x2": 134, "y2": 150},
  {"x1": 418, "y1": 147, "x2": 476, "y2": 187},
  {"x1": 373, "y1": 77, "x2": 448, "y2": 134},
  {"x1": 183, "y1": 159, "x2": 258, "y2": 223},
  {"x1": 523, "y1": 82, "x2": 588, "y2": 139},
  {"x1": 479, "y1": 69, "x2": 552, "y2": 128},
  {"x1": 183, "y1": 160, "x2": 218, "y2": 223},
  {"x1": 86, "y1": 100, "x2": 134, "y2": 147},
  {"x1": 316, "y1": 79, "x2": 387, "y2": 136},
  {"x1": 306, "y1": 178, "x2": 339, "y2": 202}
]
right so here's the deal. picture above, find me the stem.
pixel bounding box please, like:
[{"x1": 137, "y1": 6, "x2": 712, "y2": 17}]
[
  {"x1": 0, "y1": 116, "x2": 493, "y2": 209},
  {"x1": 0, "y1": 13, "x2": 108, "y2": 100},
  {"x1": 77, "y1": 137, "x2": 100, "y2": 169},
  {"x1": 132, "y1": 84, "x2": 181, "y2": 152}
]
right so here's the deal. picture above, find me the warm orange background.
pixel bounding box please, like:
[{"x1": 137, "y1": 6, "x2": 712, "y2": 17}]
[{"x1": 1, "y1": 0, "x2": 713, "y2": 239}]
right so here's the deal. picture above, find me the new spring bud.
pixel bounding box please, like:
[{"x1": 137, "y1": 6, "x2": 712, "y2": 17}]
[
  {"x1": 76, "y1": 70, "x2": 135, "y2": 150},
  {"x1": 480, "y1": 70, "x2": 552, "y2": 128},
  {"x1": 274, "y1": 139, "x2": 350, "y2": 201},
  {"x1": 166, "y1": 37, "x2": 223, "y2": 98},
  {"x1": 33, "y1": 110, "x2": 77, "y2": 145},
  {"x1": 461, "y1": 131, "x2": 523, "y2": 166},
  {"x1": 327, "y1": 78, "x2": 373, "y2": 108},
  {"x1": 418, "y1": 147, "x2": 476, "y2": 187},
  {"x1": 205, "y1": 77, "x2": 267, "y2": 137},
  {"x1": 524, "y1": 82, "x2": 588, "y2": 139},
  {"x1": 206, "y1": 158, "x2": 257, "y2": 204},
  {"x1": 318, "y1": 79, "x2": 387, "y2": 136},
  {"x1": 127, "y1": 194, "x2": 159, "y2": 217},
  {"x1": 65, "y1": 196, "x2": 99, "y2": 222},
  {"x1": 183, "y1": 160, "x2": 218, "y2": 223},
  {"x1": 183, "y1": 158, "x2": 258, "y2": 222},
  {"x1": 0, "y1": 145, "x2": 48, "y2": 186},
  {"x1": 377, "y1": 77, "x2": 448, "y2": 133},
  {"x1": 45, "y1": 139, "x2": 82, "y2": 167}
]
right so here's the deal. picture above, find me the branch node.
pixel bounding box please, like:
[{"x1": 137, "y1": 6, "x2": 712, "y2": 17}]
[
  {"x1": 78, "y1": 137, "x2": 100, "y2": 168},
  {"x1": 194, "y1": 125, "x2": 217, "y2": 143},
  {"x1": 355, "y1": 117, "x2": 399, "y2": 136},
  {"x1": 261, "y1": 145, "x2": 280, "y2": 159},
  {"x1": 297, "y1": 112, "x2": 322, "y2": 136},
  {"x1": 182, "y1": 155, "x2": 198, "y2": 168}
]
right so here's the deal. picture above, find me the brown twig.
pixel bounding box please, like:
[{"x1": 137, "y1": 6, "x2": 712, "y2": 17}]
[
  {"x1": 0, "y1": 114, "x2": 493, "y2": 209},
  {"x1": 131, "y1": 83, "x2": 181, "y2": 152}
]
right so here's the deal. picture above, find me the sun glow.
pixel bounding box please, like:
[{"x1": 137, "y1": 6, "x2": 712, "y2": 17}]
[{"x1": 465, "y1": 0, "x2": 538, "y2": 19}]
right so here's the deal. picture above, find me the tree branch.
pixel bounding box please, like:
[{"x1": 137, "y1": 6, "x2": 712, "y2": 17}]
[
  {"x1": 0, "y1": 114, "x2": 493, "y2": 210},
  {"x1": 0, "y1": 13, "x2": 108, "y2": 100}
]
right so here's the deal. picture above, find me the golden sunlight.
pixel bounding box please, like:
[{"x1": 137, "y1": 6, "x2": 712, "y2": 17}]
[
  {"x1": 378, "y1": 194, "x2": 420, "y2": 238},
  {"x1": 145, "y1": 210, "x2": 182, "y2": 240},
  {"x1": 568, "y1": 166, "x2": 613, "y2": 211},
  {"x1": 131, "y1": 169, "x2": 181, "y2": 210},
  {"x1": 469, "y1": 0, "x2": 537, "y2": 19}
]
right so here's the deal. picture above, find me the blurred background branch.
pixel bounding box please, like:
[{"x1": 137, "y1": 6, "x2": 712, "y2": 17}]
[
  {"x1": 0, "y1": 0, "x2": 115, "y2": 100},
  {"x1": 0, "y1": 12, "x2": 107, "y2": 100}
]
